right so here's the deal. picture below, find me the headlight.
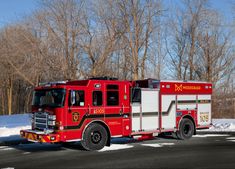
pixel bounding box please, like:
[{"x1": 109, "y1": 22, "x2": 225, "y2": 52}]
[
  {"x1": 48, "y1": 120, "x2": 56, "y2": 126},
  {"x1": 48, "y1": 115, "x2": 56, "y2": 120}
]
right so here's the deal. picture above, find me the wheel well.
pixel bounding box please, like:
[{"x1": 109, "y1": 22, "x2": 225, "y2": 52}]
[
  {"x1": 182, "y1": 115, "x2": 196, "y2": 135},
  {"x1": 91, "y1": 121, "x2": 111, "y2": 146}
]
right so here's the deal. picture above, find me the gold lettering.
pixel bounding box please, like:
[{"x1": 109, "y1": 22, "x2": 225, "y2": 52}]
[
  {"x1": 175, "y1": 84, "x2": 201, "y2": 91},
  {"x1": 175, "y1": 84, "x2": 183, "y2": 91}
]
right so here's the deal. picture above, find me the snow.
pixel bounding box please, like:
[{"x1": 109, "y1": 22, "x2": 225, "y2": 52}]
[
  {"x1": 226, "y1": 137, "x2": 235, "y2": 142},
  {"x1": 98, "y1": 144, "x2": 133, "y2": 152},
  {"x1": 0, "y1": 146, "x2": 14, "y2": 151},
  {"x1": 228, "y1": 140, "x2": 235, "y2": 142},
  {"x1": 193, "y1": 134, "x2": 230, "y2": 138},
  {"x1": 0, "y1": 126, "x2": 31, "y2": 137},
  {"x1": 226, "y1": 137, "x2": 235, "y2": 140},
  {"x1": 141, "y1": 143, "x2": 175, "y2": 148},
  {"x1": 99, "y1": 143, "x2": 176, "y2": 150},
  {"x1": 0, "y1": 114, "x2": 31, "y2": 138},
  {"x1": 201, "y1": 119, "x2": 235, "y2": 132}
]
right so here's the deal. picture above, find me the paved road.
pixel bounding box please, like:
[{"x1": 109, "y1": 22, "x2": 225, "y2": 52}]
[{"x1": 0, "y1": 134, "x2": 235, "y2": 169}]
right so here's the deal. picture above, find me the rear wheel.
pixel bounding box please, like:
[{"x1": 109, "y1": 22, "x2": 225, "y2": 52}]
[
  {"x1": 81, "y1": 123, "x2": 108, "y2": 151},
  {"x1": 176, "y1": 118, "x2": 194, "y2": 140}
]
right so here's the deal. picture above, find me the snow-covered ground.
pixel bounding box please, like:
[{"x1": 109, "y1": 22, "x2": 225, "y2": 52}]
[
  {"x1": 0, "y1": 114, "x2": 235, "y2": 141},
  {"x1": 0, "y1": 114, "x2": 31, "y2": 138},
  {"x1": 205, "y1": 119, "x2": 235, "y2": 132}
]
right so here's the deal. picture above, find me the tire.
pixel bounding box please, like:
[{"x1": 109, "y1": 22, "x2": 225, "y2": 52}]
[
  {"x1": 176, "y1": 118, "x2": 194, "y2": 140},
  {"x1": 81, "y1": 123, "x2": 108, "y2": 151}
]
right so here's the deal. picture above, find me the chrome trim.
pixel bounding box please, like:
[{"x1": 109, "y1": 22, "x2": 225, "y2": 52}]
[
  {"x1": 65, "y1": 139, "x2": 81, "y2": 142},
  {"x1": 33, "y1": 112, "x2": 56, "y2": 134},
  {"x1": 23, "y1": 129, "x2": 45, "y2": 135}
]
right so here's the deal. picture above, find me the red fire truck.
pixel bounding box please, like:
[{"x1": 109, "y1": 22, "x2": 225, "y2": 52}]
[{"x1": 20, "y1": 77, "x2": 212, "y2": 150}]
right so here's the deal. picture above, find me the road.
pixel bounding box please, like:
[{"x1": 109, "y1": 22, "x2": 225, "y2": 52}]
[{"x1": 0, "y1": 134, "x2": 235, "y2": 169}]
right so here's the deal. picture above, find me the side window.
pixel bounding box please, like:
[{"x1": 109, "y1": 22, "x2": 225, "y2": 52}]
[
  {"x1": 132, "y1": 88, "x2": 141, "y2": 103},
  {"x1": 93, "y1": 91, "x2": 102, "y2": 106},
  {"x1": 107, "y1": 85, "x2": 119, "y2": 106},
  {"x1": 70, "y1": 90, "x2": 85, "y2": 106}
]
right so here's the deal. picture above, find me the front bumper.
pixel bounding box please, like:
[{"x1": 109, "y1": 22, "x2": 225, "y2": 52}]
[{"x1": 20, "y1": 129, "x2": 60, "y2": 143}]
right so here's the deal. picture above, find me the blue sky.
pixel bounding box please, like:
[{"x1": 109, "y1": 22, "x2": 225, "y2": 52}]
[
  {"x1": 0, "y1": 0, "x2": 37, "y2": 27},
  {"x1": 0, "y1": 0, "x2": 233, "y2": 28},
  {"x1": 205, "y1": 0, "x2": 233, "y2": 22}
]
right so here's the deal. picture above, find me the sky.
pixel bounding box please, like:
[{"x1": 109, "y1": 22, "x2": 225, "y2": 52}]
[
  {"x1": 0, "y1": 0, "x2": 38, "y2": 27},
  {"x1": 0, "y1": 0, "x2": 233, "y2": 28}
]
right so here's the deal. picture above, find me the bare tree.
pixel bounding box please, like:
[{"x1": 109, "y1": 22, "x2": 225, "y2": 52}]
[
  {"x1": 168, "y1": 0, "x2": 207, "y2": 80},
  {"x1": 167, "y1": 0, "x2": 234, "y2": 118},
  {"x1": 0, "y1": 25, "x2": 40, "y2": 114},
  {"x1": 33, "y1": 0, "x2": 85, "y2": 80},
  {"x1": 79, "y1": 0, "x2": 124, "y2": 77},
  {"x1": 117, "y1": 0, "x2": 162, "y2": 80}
]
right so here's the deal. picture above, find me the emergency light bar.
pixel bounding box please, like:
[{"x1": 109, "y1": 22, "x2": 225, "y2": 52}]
[{"x1": 38, "y1": 81, "x2": 68, "y2": 86}]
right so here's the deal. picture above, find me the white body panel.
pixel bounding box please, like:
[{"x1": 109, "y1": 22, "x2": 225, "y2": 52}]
[
  {"x1": 132, "y1": 103, "x2": 141, "y2": 132},
  {"x1": 161, "y1": 95, "x2": 176, "y2": 129},
  {"x1": 141, "y1": 90, "x2": 159, "y2": 130},
  {"x1": 141, "y1": 90, "x2": 159, "y2": 112},
  {"x1": 131, "y1": 84, "x2": 212, "y2": 133},
  {"x1": 177, "y1": 95, "x2": 197, "y2": 110},
  {"x1": 132, "y1": 103, "x2": 141, "y2": 113},
  {"x1": 131, "y1": 89, "x2": 159, "y2": 132},
  {"x1": 197, "y1": 95, "x2": 211, "y2": 126}
]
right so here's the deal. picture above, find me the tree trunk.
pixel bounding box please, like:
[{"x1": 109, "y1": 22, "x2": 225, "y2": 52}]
[
  {"x1": 133, "y1": 51, "x2": 139, "y2": 80},
  {"x1": 133, "y1": 61, "x2": 139, "y2": 80},
  {"x1": 189, "y1": 30, "x2": 195, "y2": 80},
  {"x1": 233, "y1": 99, "x2": 235, "y2": 118},
  {"x1": 25, "y1": 91, "x2": 32, "y2": 112},
  {"x1": 1, "y1": 89, "x2": 5, "y2": 115},
  {"x1": 7, "y1": 77, "x2": 13, "y2": 115},
  {"x1": 141, "y1": 60, "x2": 145, "y2": 80}
]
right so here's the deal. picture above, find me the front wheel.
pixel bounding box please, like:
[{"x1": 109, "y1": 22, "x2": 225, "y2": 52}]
[
  {"x1": 81, "y1": 123, "x2": 108, "y2": 151},
  {"x1": 176, "y1": 118, "x2": 194, "y2": 140}
]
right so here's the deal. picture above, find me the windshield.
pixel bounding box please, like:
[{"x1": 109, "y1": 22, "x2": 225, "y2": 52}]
[{"x1": 32, "y1": 89, "x2": 66, "y2": 107}]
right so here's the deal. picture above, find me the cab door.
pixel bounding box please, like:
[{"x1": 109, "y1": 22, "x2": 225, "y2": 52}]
[
  {"x1": 65, "y1": 89, "x2": 87, "y2": 135},
  {"x1": 90, "y1": 89, "x2": 105, "y2": 117},
  {"x1": 105, "y1": 83, "x2": 124, "y2": 136}
]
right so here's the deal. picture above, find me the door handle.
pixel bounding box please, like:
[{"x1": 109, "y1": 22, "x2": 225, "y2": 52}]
[{"x1": 119, "y1": 109, "x2": 123, "y2": 115}]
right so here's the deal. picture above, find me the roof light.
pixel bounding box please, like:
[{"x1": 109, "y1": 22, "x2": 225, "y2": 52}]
[
  {"x1": 39, "y1": 81, "x2": 68, "y2": 86},
  {"x1": 94, "y1": 84, "x2": 101, "y2": 88}
]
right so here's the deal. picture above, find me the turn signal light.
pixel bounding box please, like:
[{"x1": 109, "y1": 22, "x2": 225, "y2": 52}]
[
  {"x1": 50, "y1": 136, "x2": 56, "y2": 141},
  {"x1": 20, "y1": 131, "x2": 25, "y2": 137}
]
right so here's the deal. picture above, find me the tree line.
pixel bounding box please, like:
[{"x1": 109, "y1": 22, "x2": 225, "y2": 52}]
[{"x1": 0, "y1": 0, "x2": 234, "y2": 117}]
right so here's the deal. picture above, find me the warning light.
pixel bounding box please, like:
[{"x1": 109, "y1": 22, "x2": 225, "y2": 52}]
[{"x1": 50, "y1": 136, "x2": 56, "y2": 141}]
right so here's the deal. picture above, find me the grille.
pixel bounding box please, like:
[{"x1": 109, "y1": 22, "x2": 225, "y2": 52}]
[{"x1": 33, "y1": 112, "x2": 55, "y2": 133}]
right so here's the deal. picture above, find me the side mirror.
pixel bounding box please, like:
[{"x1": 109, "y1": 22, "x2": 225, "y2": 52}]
[{"x1": 70, "y1": 90, "x2": 76, "y2": 106}]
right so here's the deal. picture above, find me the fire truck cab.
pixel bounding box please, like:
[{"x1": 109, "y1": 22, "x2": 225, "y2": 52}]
[{"x1": 20, "y1": 77, "x2": 212, "y2": 150}]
